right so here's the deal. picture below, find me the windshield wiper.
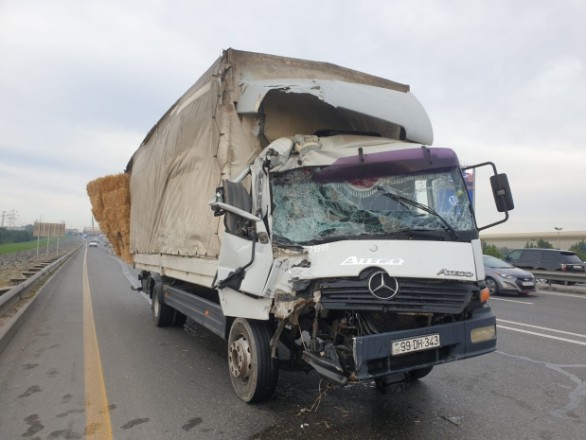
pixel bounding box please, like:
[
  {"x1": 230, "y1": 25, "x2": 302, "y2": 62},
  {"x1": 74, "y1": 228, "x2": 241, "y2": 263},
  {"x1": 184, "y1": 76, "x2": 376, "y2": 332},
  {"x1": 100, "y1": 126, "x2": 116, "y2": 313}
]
[
  {"x1": 272, "y1": 236, "x2": 304, "y2": 250},
  {"x1": 379, "y1": 190, "x2": 460, "y2": 240},
  {"x1": 394, "y1": 229, "x2": 453, "y2": 240},
  {"x1": 301, "y1": 230, "x2": 451, "y2": 244}
]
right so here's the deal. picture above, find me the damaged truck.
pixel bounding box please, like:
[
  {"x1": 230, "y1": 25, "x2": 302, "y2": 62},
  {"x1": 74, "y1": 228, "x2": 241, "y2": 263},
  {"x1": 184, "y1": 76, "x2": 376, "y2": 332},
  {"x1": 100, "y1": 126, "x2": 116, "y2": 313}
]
[{"x1": 87, "y1": 48, "x2": 514, "y2": 403}]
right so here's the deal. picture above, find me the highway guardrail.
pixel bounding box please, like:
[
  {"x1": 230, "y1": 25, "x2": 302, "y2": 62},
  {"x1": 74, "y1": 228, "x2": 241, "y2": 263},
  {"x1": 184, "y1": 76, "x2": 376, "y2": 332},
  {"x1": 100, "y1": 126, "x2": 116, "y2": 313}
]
[
  {"x1": 531, "y1": 270, "x2": 586, "y2": 285},
  {"x1": 0, "y1": 247, "x2": 80, "y2": 312}
]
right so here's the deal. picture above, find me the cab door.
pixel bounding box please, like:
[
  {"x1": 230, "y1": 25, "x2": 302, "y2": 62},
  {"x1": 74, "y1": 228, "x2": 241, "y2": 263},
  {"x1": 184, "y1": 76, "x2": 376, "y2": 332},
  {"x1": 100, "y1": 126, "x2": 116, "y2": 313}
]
[{"x1": 214, "y1": 180, "x2": 273, "y2": 300}]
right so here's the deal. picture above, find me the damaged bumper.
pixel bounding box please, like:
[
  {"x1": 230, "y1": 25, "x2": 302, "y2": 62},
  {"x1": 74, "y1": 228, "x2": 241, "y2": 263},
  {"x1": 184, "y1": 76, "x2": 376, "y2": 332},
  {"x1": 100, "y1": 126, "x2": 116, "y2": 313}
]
[{"x1": 303, "y1": 307, "x2": 496, "y2": 384}]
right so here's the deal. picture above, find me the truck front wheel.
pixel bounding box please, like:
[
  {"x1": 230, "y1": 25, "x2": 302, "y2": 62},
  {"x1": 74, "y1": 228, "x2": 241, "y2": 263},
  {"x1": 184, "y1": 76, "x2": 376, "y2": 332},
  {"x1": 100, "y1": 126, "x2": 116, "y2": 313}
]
[{"x1": 227, "y1": 318, "x2": 278, "y2": 403}]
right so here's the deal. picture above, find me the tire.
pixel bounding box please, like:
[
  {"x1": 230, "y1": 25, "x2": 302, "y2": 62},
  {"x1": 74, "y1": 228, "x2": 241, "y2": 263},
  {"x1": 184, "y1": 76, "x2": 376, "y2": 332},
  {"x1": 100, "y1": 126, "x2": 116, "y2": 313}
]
[
  {"x1": 409, "y1": 366, "x2": 433, "y2": 380},
  {"x1": 485, "y1": 277, "x2": 499, "y2": 295},
  {"x1": 151, "y1": 281, "x2": 176, "y2": 327},
  {"x1": 173, "y1": 311, "x2": 187, "y2": 327},
  {"x1": 227, "y1": 318, "x2": 279, "y2": 403}
]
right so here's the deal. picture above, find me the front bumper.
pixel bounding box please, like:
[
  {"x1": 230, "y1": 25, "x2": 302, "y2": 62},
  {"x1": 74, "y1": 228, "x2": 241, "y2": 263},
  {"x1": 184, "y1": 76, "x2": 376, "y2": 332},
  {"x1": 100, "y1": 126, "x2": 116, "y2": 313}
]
[
  {"x1": 304, "y1": 307, "x2": 496, "y2": 383},
  {"x1": 498, "y1": 278, "x2": 536, "y2": 294}
]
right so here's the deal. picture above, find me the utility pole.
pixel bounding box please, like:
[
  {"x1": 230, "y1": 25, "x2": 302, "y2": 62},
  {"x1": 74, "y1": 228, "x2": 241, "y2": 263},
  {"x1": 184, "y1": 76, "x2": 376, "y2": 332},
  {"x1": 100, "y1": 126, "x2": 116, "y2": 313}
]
[{"x1": 0, "y1": 209, "x2": 19, "y2": 228}]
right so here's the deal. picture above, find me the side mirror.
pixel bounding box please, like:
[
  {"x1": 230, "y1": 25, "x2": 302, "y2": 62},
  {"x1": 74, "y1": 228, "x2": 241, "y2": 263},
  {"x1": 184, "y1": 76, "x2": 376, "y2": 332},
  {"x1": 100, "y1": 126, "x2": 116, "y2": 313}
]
[
  {"x1": 209, "y1": 180, "x2": 260, "y2": 237},
  {"x1": 463, "y1": 162, "x2": 514, "y2": 231},
  {"x1": 490, "y1": 173, "x2": 514, "y2": 212}
]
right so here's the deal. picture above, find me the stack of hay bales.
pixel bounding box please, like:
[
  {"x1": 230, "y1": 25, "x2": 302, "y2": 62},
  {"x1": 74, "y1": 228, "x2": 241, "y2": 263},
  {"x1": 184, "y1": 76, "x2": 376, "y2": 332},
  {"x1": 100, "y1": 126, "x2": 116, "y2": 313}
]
[{"x1": 86, "y1": 173, "x2": 133, "y2": 264}]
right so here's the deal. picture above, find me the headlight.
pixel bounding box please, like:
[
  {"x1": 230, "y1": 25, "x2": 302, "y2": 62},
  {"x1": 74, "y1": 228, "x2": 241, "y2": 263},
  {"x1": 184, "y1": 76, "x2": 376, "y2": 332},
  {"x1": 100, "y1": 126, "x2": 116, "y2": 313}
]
[
  {"x1": 471, "y1": 325, "x2": 496, "y2": 343},
  {"x1": 496, "y1": 271, "x2": 514, "y2": 280}
]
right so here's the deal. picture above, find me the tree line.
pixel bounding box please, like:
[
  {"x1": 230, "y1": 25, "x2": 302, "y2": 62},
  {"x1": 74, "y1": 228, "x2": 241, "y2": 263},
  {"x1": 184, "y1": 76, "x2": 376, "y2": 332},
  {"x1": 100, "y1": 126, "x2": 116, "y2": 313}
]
[
  {"x1": 483, "y1": 239, "x2": 586, "y2": 261},
  {"x1": 0, "y1": 225, "x2": 34, "y2": 245}
]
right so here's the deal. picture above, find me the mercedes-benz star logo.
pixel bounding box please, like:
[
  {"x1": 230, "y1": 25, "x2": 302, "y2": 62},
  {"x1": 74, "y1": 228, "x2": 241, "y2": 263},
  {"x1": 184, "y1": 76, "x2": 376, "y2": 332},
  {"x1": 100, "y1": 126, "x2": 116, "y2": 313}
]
[{"x1": 368, "y1": 270, "x2": 399, "y2": 300}]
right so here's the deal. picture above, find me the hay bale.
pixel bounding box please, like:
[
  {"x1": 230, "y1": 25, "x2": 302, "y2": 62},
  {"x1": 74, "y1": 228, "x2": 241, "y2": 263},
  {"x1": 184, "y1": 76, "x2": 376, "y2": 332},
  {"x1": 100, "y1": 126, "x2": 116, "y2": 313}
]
[{"x1": 86, "y1": 173, "x2": 133, "y2": 263}]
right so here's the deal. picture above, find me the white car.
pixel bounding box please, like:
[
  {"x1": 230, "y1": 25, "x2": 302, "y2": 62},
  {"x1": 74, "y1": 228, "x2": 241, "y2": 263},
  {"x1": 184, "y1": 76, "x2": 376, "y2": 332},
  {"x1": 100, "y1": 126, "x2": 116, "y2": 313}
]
[{"x1": 89, "y1": 240, "x2": 98, "y2": 247}]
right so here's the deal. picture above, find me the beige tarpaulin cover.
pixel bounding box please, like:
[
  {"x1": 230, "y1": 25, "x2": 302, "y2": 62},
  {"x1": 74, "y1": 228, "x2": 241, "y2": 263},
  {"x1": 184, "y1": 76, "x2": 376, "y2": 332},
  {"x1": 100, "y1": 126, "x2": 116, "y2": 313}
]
[
  {"x1": 126, "y1": 51, "x2": 259, "y2": 259},
  {"x1": 121, "y1": 49, "x2": 414, "y2": 260}
]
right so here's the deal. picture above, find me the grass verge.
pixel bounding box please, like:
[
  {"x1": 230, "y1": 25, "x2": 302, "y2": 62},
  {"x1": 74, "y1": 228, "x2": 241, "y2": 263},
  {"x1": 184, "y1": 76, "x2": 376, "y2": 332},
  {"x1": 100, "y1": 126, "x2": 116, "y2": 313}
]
[{"x1": 0, "y1": 238, "x2": 60, "y2": 256}]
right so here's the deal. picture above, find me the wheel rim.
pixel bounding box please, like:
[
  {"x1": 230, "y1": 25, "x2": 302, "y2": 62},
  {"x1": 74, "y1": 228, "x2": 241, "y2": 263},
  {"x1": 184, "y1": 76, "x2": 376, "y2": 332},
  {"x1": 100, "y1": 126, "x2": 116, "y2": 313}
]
[
  {"x1": 486, "y1": 278, "x2": 497, "y2": 295},
  {"x1": 229, "y1": 336, "x2": 251, "y2": 381},
  {"x1": 153, "y1": 294, "x2": 160, "y2": 317},
  {"x1": 227, "y1": 319, "x2": 278, "y2": 403}
]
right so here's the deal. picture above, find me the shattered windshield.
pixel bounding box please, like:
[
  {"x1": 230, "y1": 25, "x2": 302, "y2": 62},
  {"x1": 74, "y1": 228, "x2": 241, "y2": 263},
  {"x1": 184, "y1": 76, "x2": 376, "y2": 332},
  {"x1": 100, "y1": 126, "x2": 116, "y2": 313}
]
[{"x1": 270, "y1": 167, "x2": 475, "y2": 245}]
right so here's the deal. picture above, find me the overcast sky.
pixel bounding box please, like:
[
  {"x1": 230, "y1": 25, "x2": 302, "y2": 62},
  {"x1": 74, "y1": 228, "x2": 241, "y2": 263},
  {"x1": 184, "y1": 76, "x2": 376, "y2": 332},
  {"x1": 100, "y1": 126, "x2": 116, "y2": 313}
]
[{"x1": 1, "y1": 0, "x2": 584, "y2": 234}]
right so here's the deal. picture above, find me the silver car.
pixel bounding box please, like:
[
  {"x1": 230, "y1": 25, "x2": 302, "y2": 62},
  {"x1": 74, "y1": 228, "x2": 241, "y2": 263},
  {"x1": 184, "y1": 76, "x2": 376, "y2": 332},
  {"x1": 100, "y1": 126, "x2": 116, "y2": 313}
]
[{"x1": 483, "y1": 255, "x2": 536, "y2": 296}]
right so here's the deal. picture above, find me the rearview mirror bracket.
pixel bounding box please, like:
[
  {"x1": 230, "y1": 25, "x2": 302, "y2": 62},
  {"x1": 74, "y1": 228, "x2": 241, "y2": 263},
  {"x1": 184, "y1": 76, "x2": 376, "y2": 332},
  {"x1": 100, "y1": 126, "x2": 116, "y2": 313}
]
[{"x1": 462, "y1": 162, "x2": 514, "y2": 231}]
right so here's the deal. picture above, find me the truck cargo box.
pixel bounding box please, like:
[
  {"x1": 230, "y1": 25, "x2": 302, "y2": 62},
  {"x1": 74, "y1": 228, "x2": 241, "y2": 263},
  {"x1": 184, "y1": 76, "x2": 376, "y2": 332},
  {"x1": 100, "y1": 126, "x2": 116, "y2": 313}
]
[{"x1": 103, "y1": 49, "x2": 431, "y2": 279}]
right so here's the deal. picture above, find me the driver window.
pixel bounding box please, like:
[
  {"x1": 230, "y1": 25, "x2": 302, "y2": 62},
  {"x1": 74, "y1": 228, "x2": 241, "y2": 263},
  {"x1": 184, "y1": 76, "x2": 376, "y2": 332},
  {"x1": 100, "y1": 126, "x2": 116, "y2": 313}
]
[{"x1": 223, "y1": 180, "x2": 253, "y2": 239}]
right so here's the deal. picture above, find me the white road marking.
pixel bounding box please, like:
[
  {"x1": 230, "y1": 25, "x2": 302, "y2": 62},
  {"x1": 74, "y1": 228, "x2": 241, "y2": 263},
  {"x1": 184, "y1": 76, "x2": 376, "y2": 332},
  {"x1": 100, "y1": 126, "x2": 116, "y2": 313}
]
[
  {"x1": 497, "y1": 325, "x2": 586, "y2": 347},
  {"x1": 498, "y1": 318, "x2": 586, "y2": 346},
  {"x1": 491, "y1": 297, "x2": 533, "y2": 305},
  {"x1": 497, "y1": 319, "x2": 586, "y2": 339},
  {"x1": 537, "y1": 290, "x2": 586, "y2": 299}
]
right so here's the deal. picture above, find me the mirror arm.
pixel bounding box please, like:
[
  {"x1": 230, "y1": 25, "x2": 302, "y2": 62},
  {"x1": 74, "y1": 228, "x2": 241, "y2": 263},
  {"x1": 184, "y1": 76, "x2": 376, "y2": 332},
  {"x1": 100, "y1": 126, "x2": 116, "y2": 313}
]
[
  {"x1": 464, "y1": 161, "x2": 514, "y2": 231},
  {"x1": 462, "y1": 161, "x2": 497, "y2": 173},
  {"x1": 478, "y1": 211, "x2": 509, "y2": 231},
  {"x1": 209, "y1": 202, "x2": 262, "y2": 222}
]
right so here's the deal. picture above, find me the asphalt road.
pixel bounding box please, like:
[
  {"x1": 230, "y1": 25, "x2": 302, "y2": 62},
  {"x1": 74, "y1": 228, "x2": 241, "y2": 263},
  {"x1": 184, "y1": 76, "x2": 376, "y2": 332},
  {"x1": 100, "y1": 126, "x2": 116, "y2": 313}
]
[{"x1": 0, "y1": 245, "x2": 585, "y2": 439}]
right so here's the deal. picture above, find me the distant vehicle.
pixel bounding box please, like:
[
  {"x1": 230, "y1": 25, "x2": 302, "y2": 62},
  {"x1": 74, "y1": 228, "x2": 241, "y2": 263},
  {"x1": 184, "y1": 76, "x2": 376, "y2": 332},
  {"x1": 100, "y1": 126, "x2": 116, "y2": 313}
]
[
  {"x1": 483, "y1": 255, "x2": 535, "y2": 296},
  {"x1": 88, "y1": 240, "x2": 98, "y2": 247},
  {"x1": 505, "y1": 249, "x2": 585, "y2": 273}
]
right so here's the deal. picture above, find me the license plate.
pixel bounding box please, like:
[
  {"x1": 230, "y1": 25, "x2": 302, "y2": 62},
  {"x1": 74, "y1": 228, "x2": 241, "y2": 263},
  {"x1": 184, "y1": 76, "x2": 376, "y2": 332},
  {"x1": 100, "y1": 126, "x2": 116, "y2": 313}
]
[
  {"x1": 522, "y1": 281, "x2": 534, "y2": 287},
  {"x1": 392, "y1": 334, "x2": 440, "y2": 356}
]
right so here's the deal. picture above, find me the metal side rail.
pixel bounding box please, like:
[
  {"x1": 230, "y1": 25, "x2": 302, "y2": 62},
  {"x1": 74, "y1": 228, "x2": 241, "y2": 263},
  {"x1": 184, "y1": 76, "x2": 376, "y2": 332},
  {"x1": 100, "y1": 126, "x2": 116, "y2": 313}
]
[
  {"x1": 531, "y1": 270, "x2": 586, "y2": 285},
  {"x1": 531, "y1": 271, "x2": 586, "y2": 294}
]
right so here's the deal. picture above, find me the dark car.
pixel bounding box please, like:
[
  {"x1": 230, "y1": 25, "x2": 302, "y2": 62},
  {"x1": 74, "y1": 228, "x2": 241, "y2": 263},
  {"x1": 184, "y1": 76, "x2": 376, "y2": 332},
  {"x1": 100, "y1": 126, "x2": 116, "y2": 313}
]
[
  {"x1": 505, "y1": 248, "x2": 586, "y2": 273},
  {"x1": 483, "y1": 255, "x2": 536, "y2": 296}
]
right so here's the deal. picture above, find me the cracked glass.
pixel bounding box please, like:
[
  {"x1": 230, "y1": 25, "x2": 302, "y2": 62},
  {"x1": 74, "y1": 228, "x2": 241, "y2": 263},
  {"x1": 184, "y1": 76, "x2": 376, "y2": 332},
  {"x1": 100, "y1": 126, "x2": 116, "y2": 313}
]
[{"x1": 271, "y1": 167, "x2": 475, "y2": 245}]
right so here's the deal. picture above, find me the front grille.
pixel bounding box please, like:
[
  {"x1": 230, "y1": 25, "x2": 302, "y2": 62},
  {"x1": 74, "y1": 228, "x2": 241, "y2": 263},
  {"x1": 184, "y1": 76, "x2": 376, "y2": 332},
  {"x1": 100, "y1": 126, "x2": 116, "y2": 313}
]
[
  {"x1": 515, "y1": 276, "x2": 535, "y2": 289},
  {"x1": 320, "y1": 270, "x2": 475, "y2": 314}
]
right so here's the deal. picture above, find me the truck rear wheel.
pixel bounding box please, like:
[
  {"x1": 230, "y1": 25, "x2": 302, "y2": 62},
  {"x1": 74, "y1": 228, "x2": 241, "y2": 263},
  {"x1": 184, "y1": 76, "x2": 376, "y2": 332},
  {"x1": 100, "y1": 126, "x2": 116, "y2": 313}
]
[
  {"x1": 151, "y1": 281, "x2": 175, "y2": 327},
  {"x1": 227, "y1": 318, "x2": 278, "y2": 403}
]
